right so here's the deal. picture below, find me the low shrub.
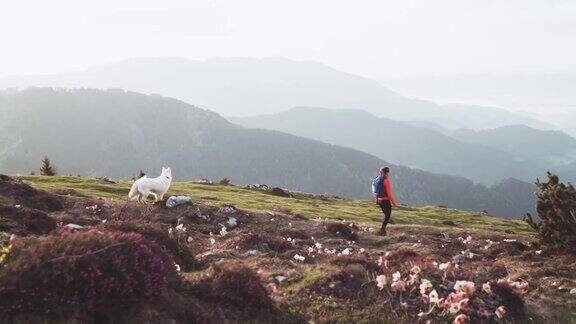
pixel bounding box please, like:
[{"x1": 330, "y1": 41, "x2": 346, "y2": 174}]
[
  {"x1": 196, "y1": 261, "x2": 274, "y2": 315},
  {"x1": 99, "y1": 220, "x2": 198, "y2": 270},
  {"x1": 219, "y1": 178, "x2": 231, "y2": 186},
  {"x1": 0, "y1": 230, "x2": 176, "y2": 318}
]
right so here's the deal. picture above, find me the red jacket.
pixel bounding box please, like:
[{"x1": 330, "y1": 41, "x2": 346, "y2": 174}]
[{"x1": 380, "y1": 178, "x2": 397, "y2": 205}]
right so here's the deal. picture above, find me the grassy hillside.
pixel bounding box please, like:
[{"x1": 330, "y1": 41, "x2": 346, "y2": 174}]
[
  {"x1": 2, "y1": 174, "x2": 575, "y2": 323},
  {"x1": 19, "y1": 176, "x2": 532, "y2": 235}
]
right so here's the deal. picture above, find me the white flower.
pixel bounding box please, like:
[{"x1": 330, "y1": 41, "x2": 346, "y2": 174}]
[
  {"x1": 101, "y1": 219, "x2": 107, "y2": 223},
  {"x1": 168, "y1": 228, "x2": 173, "y2": 235},
  {"x1": 359, "y1": 248, "x2": 365, "y2": 253},
  {"x1": 210, "y1": 238, "x2": 216, "y2": 245},
  {"x1": 341, "y1": 248, "x2": 351, "y2": 256},
  {"x1": 287, "y1": 237, "x2": 292, "y2": 242},
  {"x1": 535, "y1": 250, "x2": 542, "y2": 255},
  {"x1": 392, "y1": 271, "x2": 402, "y2": 282},
  {"x1": 315, "y1": 242, "x2": 323, "y2": 249},
  {"x1": 449, "y1": 303, "x2": 460, "y2": 314},
  {"x1": 307, "y1": 246, "x2": 314, "y2": 254},
  {"x1": 220, "y1": 227, "x2": 228, "y2": 236},
  {"x1": 174, "y1": 263, "x2": 181, "y2": 272},
  {"x1": 376, "y1": 275, "x2": 388, "y2": 290},
  {"x1": 458, "y1": 236, "x2": 472, "y2": 244},
  {"x1": 439, "y1": 262, "x2": 451, "y2": 271},
  {"x1": 187, "y1": 236, "x2": 193, "y2": 243},
  {"x1": 495, "y1": 306, "x2": 507, "y2": 319},
  {"x1": 14, "y1": 204, "x2": 21, "y2": 208},
  {"x1": 429, "y1": 289, "x2": 439, "y2": 304},
  {"x1": 419, "y1": 279, "x2": 433, "y2": 295},
  {"x1": 294, "y1": 254, "x2": 306, "y2": 262}
]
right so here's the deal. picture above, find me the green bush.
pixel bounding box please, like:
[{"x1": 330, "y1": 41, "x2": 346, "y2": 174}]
[{"x1": 529, "y1": 172, "x2": 576, "y2": 250}]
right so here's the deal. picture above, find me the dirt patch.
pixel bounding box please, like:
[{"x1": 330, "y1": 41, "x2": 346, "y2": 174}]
[
  {"x1": 485, "y1": 241, "x2": 530, "y2": 259},
  {"x1": 325, "y1": 222, "x2": 358, "y2": 241},
  {"x1": 222, "y1": 232, "x2": 294, "y2": 254},
  {"x1": 0, "y1": 204, "x2": 57, "y2": 235}
]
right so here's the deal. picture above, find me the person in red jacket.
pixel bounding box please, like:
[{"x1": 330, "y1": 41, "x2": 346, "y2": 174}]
[{"x1": 372, "y1": 167, "x2": 398, "y2": 236}]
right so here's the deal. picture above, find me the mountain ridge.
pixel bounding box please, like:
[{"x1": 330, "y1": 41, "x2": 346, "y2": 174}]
[
  {"x1": 230, "y1": 107, "x2": 561, "y2": 185},
  {"x1": 0, "y1": 57, "x2": 551, "y2": 131},
  {"x1": 0, "y1": 87, "x2": 536, "y2": 218}
]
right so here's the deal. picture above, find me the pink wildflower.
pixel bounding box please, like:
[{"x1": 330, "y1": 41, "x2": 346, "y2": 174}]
[
  {"x1": 410, "y1": 265, "x2": 422, "y2": 275},
  {"x1": 453, "y1": 314, "x2": 469, "y2": 324},
  {"x1": 391, "y1": 279, "x2": 406, "y2": 292},
  {"x1": 498, "y1": 278, "x2": 529, "y2": 295},
  {"x1": 257, "y1": 269, "x2": 268, "y2": 280},
  {"x1": 482, "y1": 281, "x2": 492, "y2": 294},
  {"x1": 454, "y1": 280, "x2": 476, "y2": 295},
  {"x1": 266, "y1": 282, "x2": 278, "y2": 293},
  {"x1": 495, "y1": 306, "x2": 507, "y2": 319},
  {"x1": 458, "y1": 298, "x2": 469, "y2": 310},
  {"x1": 408, "y1": 274, "x2": 419, "y2": 285}
]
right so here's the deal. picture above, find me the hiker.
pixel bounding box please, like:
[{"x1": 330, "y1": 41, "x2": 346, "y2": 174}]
[{"x1": 372, "y1": 167, "x2": 398, "y2": 236}]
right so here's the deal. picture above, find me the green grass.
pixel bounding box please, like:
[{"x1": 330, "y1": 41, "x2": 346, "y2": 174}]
[{"x1": 17, "y1": 175, "x2": 534, "y2": 235}]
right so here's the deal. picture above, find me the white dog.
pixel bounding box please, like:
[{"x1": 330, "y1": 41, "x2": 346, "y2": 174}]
[{"x1": 128, "y1": 167, "x2": 172, "y2": 203}]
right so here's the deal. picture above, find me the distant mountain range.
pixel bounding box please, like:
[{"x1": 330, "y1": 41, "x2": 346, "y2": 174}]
[
  {"x1": 0, "y1": 88, "x2": 536, "y2": 218},
  {"x1": 0, "y1": 57, "x2": 552, "y2": 131},
  {"x1": 384, "y1": 72, "x2": 576, "y2": 136},
  {"x1": 231, "y1": 107, "x2": 575, "y2": 185}
]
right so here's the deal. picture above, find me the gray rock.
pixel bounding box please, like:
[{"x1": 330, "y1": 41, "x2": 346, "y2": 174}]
[{"x1": 166, "y1": 196, "x2": 192, "y2": 208}]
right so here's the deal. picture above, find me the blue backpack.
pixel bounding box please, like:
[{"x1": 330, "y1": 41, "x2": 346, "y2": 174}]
[{"x1": 372, "y1": 176, "x2": 387, "y2": 198}]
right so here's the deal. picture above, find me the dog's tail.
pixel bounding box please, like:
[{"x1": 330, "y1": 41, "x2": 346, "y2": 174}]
[{"x1": 128, "y1": 183, "x2": 139, "y2": 201}]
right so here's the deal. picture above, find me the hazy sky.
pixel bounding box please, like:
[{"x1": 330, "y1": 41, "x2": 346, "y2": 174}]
[{"x1": 1, "y1": 0, "x2": 575, "y2": 78}]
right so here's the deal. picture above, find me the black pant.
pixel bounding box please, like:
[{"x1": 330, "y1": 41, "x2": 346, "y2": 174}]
[{"x1": 379, "y1": 200, "x2": 392, "y2": 230}]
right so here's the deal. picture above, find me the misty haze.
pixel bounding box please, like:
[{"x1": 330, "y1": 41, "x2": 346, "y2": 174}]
[{"x1": 0, "y1": 1, "x2": 575, "y2": 323}]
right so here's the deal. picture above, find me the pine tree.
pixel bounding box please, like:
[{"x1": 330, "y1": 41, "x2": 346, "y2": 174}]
[
  {"x1": 527, "y1": 172, "x2": 576, "y2": 250},
  {"x1": 40, "y1": 156, "x2": 57, "y2": 176}
]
